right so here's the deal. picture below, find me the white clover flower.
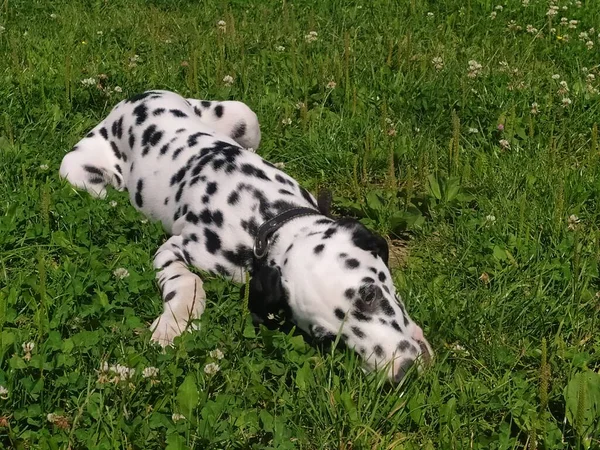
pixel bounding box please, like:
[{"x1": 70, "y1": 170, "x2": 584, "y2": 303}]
[
  {"x1": 281, "y1": 118, "x2": 292, "y2": 126},
  {"x1": 326, "y1": 80, "x2": 336, "y2": 89},
  {"x1": 560, "y1": 17, "x2": 568, "y2": 26},
  {"x1": 432, "y1": 56, "x2": 444, "y2": 70},
  {"x1": 552, "y1": 74, "x2": 560, "y2": 80},
  {"x1": 114, "y1": 86, "x2": 122, "y2": 93},
  {"x1": 209, "y1": 349, "x2": 224, "y2": 360},
  {"x1": 295, "y1": 101, "x2": 305, "y2": 110},
  {"x1": 550, "y1": 27, "x2": 556, "y2": 34},
  {"x1": 561, "y1": 34, "x2": 570, "y2": 42},
  {"x1": 546, "y1": 5, "x2": 559, "y2": 16},
  {"x1": 569, "y1": 19, "x2": 578, "y2": 29},
  {"x1": 172, "y1": 413, "x2": 185, "y2": 422},
  {"x1": 467, "y1": 60, "x2": 483, "y2": 78},
  {"x1": 499, "y1": 139, "x2": 510, "y2": 150},
  {"x1": 50, "y1": 13, "x2": 57, "y2": 19},
  {"x1": 140, "y1": 218, "x2": 148, "y2": 224},
  {"x1": 113, "y1": 364, "x2": 135, "y2": 379},
  {"x1": 113, "y1": 268, "x2": 130, "y2": 279},
  {"x1": 222, "y1": 75, "x2": 234, "y2": 86},
  {"x1": 0, "y1": 26, "x2": 5, "y2": 33},
  {"x1": 561, "y1": 97, "x2": 572, "y2": 107},
  {"x1": 97, "y1": 30, "x2": 103, "y2": 36},
  {"x1": 47, "y1": 413, "x2": 57, "y2": 423},
  {"x1": 490, "y1": 11, "x2": 497, "y2": 19},
  {"x1": 587, "y1": 73, "x2": 595, "y2": 82},
  {"x1": 575, "y1": 0, "x2": 582, "y2": 6},
  {"x1": 39, "y1": 164, "x2": 49, "y2": 171},
  {"x1": 427, "y1": 12, "x2": 434, "y2": 18},
  {"x1": 275, "y1": 45, "x2": 285, "y2": 52},
  {"x1": 204, "y1": 362, "x2": 220, "y2": 375},
  {"x1": 217, "y1": 20, "x2": 226, "y2": 32},
  {"x1": 109, "y1": 200, "x2": 118, "y2": 207},
  {"x1": 0, "y1": 386, "x2": 8, "y2": 400},
  {"x1": 142, "y1": 367, "x2": 159, "y2": 378},
  {"x1": 522, "y1": 0, "x2": 529, "y2": 6},
  {"x1": 526, "y1": 25, "x2": 538, "y2": 34},
  {"x1": 586, "y1": 40, "x2": 594, "y2": 49},
  {"x1": 305, "y1": 31, "x2": 318, "y2": 43},
  {"x1": 530, "y1": 102, "x2": 540, "y2": 114},
  {"x1": 81, "y1": 77, "x2": 96, "y2": 86},
  {"x1": 467, "y1": 127, "x2": 479, "y2": 134},
  {"x1": 22, "y1": 342, "x2": 35, "y2": 353},
  {"x1": 568, "y1": 214, "x2": 580, "y2": 230},
  {"x1": 485, "y1": 214, "x2": 496, "y2": 223},
  {"x1": 274, "y1": 162, "x2": 286, "y2": 169},
  {"x1": 495, "y1": 5, "x2": 503, "y2": 11}
]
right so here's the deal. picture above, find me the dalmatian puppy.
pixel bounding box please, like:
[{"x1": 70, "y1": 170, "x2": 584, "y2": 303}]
[{"x1": 59, "y1": 90, "x2": 433, "y2": 383}]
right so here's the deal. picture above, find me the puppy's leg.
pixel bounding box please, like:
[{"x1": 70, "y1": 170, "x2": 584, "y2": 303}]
[
  {"x1": 151, "y1": 235, "x2": 207, "y2": 346},
  {"x1": 59, "y1": 127, "x2": 126, "y2": 198},
  {"x1": 185, "y1": 99, "x2": 261, "y2": 150}
]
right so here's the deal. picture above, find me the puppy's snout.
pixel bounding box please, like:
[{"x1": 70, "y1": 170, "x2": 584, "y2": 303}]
[{"x1": 412, "y1": 325, "x2": 434, "y2": 365}]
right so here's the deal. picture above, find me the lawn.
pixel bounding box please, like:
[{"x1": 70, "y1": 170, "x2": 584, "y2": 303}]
[{"x1": 1, "y1": 0, "x2": 600, "y2": 448}]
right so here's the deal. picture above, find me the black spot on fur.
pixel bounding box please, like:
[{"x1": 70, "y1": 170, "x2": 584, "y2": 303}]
[
  {"x1": 175, "y1": 182, "x2": 186, "y2": 202},
  {"x1": 126, "y1": 91, "x2": 159, "y2": 103},
  {"x1": 398, "y1": 340, "x2": 411, "y2": 352},
  {"x1": 374, "y1": 345, "x2": 384, "y2": 358},
  {"x1": 176, "y1": 128, "x2": 186, "y2": 134},
  {"x1": 204, "y1": 228, "x2": 221, "y2": 254},
  {"x1": 391, "y1": 321, "x2": 401, "y2": 332},
  {"x1": 334, "y1": 308, "x2": 346, "y2": 320},
  {"x1": 170, "y1": 109, "x2": 188, "y2": 118},
  {"x1": 172, "y1": 147, "x2": 184, "y2": 160},
  {"x1": 164, "y1": 291, "x2": 176, "y2": 302},
  {"x1": 99, "y1": 127, "x2": 109, "y2": 140},
  {"x1": 160, "y1": 143, "x2": 170, "y2": 155},
  {"x1": 351, "y1": 327, "x2": 365, "y2": 339},
  {"x1": 228, "y1": 191, "x2": 240, "y2": 205},
  {"x1": 110, "y1": 142, "x2": 121, "y2": 159},
  {"x1": 84, "y1": 165, "x2": 103, "y2": 176},
  {"x1": 86, "y1": 131, "x2": 95, "y2": 138},
  {"x1": 135, "y1": 179, "x2": 144, "y2": 207},
  {"x1": 133, "y1": 103, "x2": 148, "y2": 125},
  {"x1": 201, "y1": 100, "x2": 211, "y2": 108},
  {"x1": 286, "y1": 243, "x2": 294, "y2": 253},
  {"x1": 215, "y1": 264, "x2": 230, "y2": 276},
  {"x1": 345, "y1": 259, "x2": 360, "y2": 269},
  {"x1": 214, "y1": 104, "x2": 224, "y2": 118},
  {"x1": 278, "y1": 189, "x2": 293, "y2": 196},
  {"x1": 232, "y1": 121, "x2": 246, "y2": 139},
  {"x1": 153, "y1": 108, "x2": 165, "y2": 116},
  {"x1": 222, "y1": 245, "x2": 253, "y2": 267},
  {"x1": 129, "y1": 132, "x2": 135, "y2": 149},
  {"x1": 352, "y1": 310, "x2": 372, "y2": 322},
  {"x1": 344, "y1": 288, "x2": 355, "y2": 300},
  {"x1": 323, "y1": 228, "x2": 337, "y2": 239},
  {"x1": 241, "y1": 163, "x2": 270, "y2": 181},
  {"x1": 193, "y1": 106, "x2": 202, "y2": 117},
  {"x1": 379, "y1": 298, "x2": 395, "y2": 316},
  {"x1": 362, "y1": 277, "x2": 375, "y2": 284},
  {"x1": 188, "y1": 132, "x2": 211, "y2": 147},
  {"x1": 186, "y1": 211, "x2": 199, "y2": 224},
  {"x1": 314, "y1": 244, "x2": 325, "y2": 254},
  {"x1": 142, "y1": 124, "x2": 163, "y2": 147},
  {"x1": 170, "y1": 167, "x2": 187, "y2": 186},
  {"x1": 206, "y1": 182, "x2": 218, "y2": 195}
]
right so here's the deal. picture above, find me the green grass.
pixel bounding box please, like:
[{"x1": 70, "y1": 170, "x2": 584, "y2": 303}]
[{"x1": 1, "y1": 0, "x2": 600, "y2": 448}]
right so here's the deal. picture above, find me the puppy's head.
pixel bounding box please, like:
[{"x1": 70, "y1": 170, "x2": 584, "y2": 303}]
[{"x1": 250, "y1": 218, "x2": 433, "y2": 383}]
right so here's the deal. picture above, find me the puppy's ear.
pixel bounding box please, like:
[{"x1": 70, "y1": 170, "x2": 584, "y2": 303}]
[
  {"x1": 372, "y1": 234, "x2": 389, "y2": 267},
  {"x1": 243, "y1": 265, "x2": 287, "y2": 326},
  {"x1": 317, "y1": 188, "x2": 333, "y2": 217}
]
